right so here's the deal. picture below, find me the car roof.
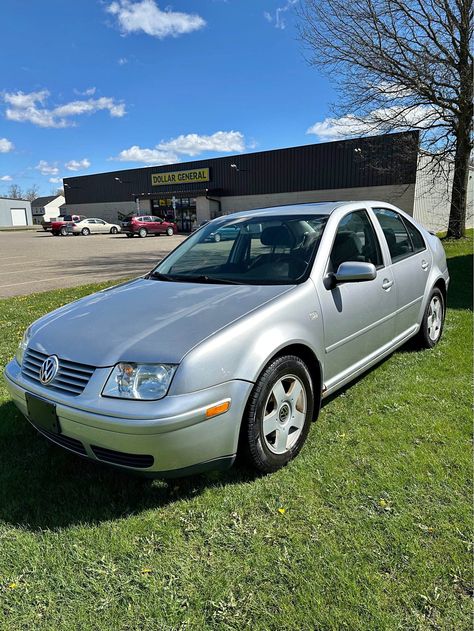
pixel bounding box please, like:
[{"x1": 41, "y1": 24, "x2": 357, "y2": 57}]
[{"x1": 228, "y1": 201, "x2": 351, "y2": 219}]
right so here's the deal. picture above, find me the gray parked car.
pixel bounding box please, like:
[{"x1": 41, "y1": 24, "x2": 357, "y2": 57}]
[{"x1": 4, "y1": 202, "x2": 449, "y2": 477}]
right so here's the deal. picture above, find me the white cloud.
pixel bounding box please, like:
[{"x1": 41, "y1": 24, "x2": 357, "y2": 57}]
[
  {"x1": 3, "y1": 90, "x2": 126, "y2": 128},
  {"x1": 36, "y1": 160, "x2": 59, "y2": 176},
  {"x1": 159, "y1": 131, "x2": 245, "y2": 156},
  {"x1": 114, "y1": 146, "x2": 178, "y2": 164},
  {"x1": 264, "y1": 0, "x2": 298, "y2": 29},
  {"x1": 118, "y1": 57, "x2": 128, "y2": 65},
  {"x1": 106, "y1": 0, "x2": 206, "y2": 38},
  {"x1": 0, "y1": 137, "x2": 14, "y2": 153},
  {"x1": 65, "y1": 158, "x2": 91, "y2": 171},
  {"x1": 74, "y1": 87, "x2": 97, "y2": 96},
  {"x1": 307, "y1": 105, "x2": 440, "y2": 141},
  {"x1": 0, "y1": 175, "x2": 12, "y2": 181},
  {"x1": 112, "y1": 131, "x2": 246, "y2": 164},
  {"x1": 49, "y1": 177, "x2": 63, "y2": 184}
]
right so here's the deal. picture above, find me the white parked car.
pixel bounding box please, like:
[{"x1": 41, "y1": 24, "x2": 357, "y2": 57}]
[{"x1": 71, "y1": 218, "x2": 121, "y2": 236}]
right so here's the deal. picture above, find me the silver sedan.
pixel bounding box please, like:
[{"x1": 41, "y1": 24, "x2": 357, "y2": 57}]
[{"x1": 4, "y1": 201, "x2": 449, "y2": 476}]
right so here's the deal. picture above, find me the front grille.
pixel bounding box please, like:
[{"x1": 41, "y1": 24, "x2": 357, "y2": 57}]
[
  {"x1": 34, "y1": 426, "x2": 87, "y2": 456},
  {"x1": 22, "y1": 348, "x2": 95, "y2": 396},
  {"x1": 91, "y1": 445, "x2": 154, "y2": 469}
]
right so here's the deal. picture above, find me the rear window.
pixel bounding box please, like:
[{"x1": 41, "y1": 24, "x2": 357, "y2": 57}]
[{"x1": 403, "y1": 218, "x2": 426, "y2": 253}]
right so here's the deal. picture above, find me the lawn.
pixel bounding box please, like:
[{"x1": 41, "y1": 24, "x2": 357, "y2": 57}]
[{"x1": 0, "y1": 234, "x2": 472, "y2": 630}]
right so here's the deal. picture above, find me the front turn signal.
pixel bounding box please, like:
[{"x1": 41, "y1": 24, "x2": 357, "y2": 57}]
[{"x1": 205, "y1": 400, "x2": 231, "y2": 418}]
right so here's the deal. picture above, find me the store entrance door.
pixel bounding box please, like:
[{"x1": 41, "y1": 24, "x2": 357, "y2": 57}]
[{"x1": 151, "y1": 196, "x2": 197, "y2": 232}]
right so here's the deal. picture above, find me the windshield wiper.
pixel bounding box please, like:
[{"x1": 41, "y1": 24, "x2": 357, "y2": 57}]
[
  {"x1": 189, "y1": 275, "x2": 244, "y2": 285},
  {"x1": 146, "y1": 271, "x2": 175, "y2": 281},
  {"x1": 147, "y1": 272, "x2": 243, "y2": 285}
]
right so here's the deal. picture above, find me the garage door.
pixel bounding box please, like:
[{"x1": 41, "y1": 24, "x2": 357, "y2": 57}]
[{"x1": 10, "y1": 208, "x2": 27, "y2": 226}]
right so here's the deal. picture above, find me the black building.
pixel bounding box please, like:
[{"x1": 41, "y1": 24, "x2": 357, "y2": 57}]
[{"x1": 64, "y1": 131, "x2": 419, "y2": 231}]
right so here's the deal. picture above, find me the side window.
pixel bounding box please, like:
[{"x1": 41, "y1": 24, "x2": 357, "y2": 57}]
[
  {"x1": 329, "y1": 210, "x2": 383, "y2": 272},
  {"x1": 373, "y1": 208, "x2": 414, "y2": 263},
  {"x1": 403, "y1": 218, "x2": 426, "y2": 253}
]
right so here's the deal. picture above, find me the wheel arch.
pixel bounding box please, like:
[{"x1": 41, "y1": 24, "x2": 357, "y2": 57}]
[
  {"x1": 251, "y1": 342, "x2": 323, "y2": 417},
  {"x1": 433, "y1": 277, "x2": 447, "y2": 309}
]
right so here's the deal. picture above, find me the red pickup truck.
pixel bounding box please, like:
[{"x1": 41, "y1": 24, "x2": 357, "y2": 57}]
[{"x1": 51, "y1": 215, "x2": 86, "y2": 236}]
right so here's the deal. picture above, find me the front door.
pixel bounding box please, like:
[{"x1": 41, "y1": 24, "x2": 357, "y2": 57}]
[{"x1": 317, "y1": 209, "x2": 397, "y2": 391}]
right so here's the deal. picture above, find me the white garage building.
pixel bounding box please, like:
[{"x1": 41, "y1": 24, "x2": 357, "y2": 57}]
[{"x1": 0, "y1": 197, "x2": 33, "y2": 227}]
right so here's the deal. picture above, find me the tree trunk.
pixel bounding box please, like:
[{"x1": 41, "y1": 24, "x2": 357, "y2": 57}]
[
  {"x1": 446, "y1": 0, "x2": 472, "y2": 239},
  {"x1": 447, "y1": 126, "x2": 471, "y2": 239}
]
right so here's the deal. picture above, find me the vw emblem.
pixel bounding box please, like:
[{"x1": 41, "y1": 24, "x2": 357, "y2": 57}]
[{"x1": 39, "y1": 355, "x2": 59, "y2": 385}]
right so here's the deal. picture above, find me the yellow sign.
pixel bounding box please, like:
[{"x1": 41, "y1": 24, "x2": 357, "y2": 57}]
[{"x1": 151, "y1": 168, "x2": 210, "y2": 186}]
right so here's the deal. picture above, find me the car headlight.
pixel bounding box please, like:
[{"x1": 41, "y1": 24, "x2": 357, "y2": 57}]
[
  {"x1": 15, "y1": 326, "x2": 32, "y2": 366},
  {"x1": 102, "y1": 363, "x2": 177, "y2": 400}
]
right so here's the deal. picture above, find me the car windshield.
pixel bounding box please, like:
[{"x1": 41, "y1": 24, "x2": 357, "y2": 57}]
[{"x1": 151, "y1": 214, "x2": 328, "y2": 285}]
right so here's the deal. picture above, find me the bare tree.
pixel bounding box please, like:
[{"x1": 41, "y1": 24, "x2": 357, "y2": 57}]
[
  {"x1": 298, "y1": 0, "x2": 473, "y2": 238},
  {"x1": 24, "y1": 185, "x2": 40, "y2": 202},
  {"x1": 7, "y1": 183, "x2": 23, "y2": 199}
]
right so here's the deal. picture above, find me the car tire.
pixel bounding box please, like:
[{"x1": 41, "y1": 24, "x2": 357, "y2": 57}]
[
  {"x1": 110, "y1": 227, "x2": 118, "y2": 234},
  {"x1": 414, "y1": 287, "x2": 445, "y2": 349},
  {"x1": 138, "y1": 228, "x2": 147, "y2": 238},
  {"x1": 166, "y1": 227, "x2": 174, "y2": 236},
  {"x1": 81, "y1": 227, "x2": 90, "y2": 236},
  {"x1": 243, "y1": 355, "x2": 314, "y2": 473},
  {"x1": 60, "y1": 227, "x2": 68, "y2": 236},
  {"x1": 214, "y1": 233, "x2": 221, "y2": 243}
]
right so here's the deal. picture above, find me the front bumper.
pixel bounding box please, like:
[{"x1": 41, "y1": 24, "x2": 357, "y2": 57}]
[{"x1": 4, "y1": 360, "x2": 253, "y2": 477}]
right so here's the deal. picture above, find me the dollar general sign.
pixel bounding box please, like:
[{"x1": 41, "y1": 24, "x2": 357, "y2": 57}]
[{"x1": 151, "y1": 168, "x2": 210, "y2": 186}]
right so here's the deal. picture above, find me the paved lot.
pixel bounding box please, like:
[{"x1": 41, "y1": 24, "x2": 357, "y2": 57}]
[{"x1": 0, "y1": 230, "x2": 185, "y2": 298}]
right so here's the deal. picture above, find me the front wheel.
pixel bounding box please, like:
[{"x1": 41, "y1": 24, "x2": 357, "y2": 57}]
[
  {"x1": 138, "y1": 228, "x2": 147, "y2": 238},
  {"x1": 166, "y1": 227, "x2": 174, "y2": 236},
  {"x1": 110, "y1": 226, "x2": 118, "y2": 234},
  {"x1": 414, "y1": 287, "x2": 445, "y2": 348},
  {"x1": 244, "y1": 355, "x2": 314, "y2": 473}
]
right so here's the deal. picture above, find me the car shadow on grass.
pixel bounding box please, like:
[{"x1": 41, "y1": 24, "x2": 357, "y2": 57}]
[
  {"x1": 446, "y1": 254, "x2": 473, "y2": 310},
  {"x1": 0, "y1": 400, "x2": 256, "y2": 531}
]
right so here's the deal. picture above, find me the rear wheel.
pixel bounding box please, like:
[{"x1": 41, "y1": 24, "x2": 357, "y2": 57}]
[
  {"x1": 110, "y1": 226, "x2": 118, "y2": 234},
  {"x1": 138, "y1": 228, "x2": 147, "y2": 238},
  {"x1": 414, "y1": 287, "x2": 445, "y2": 348},
  {"x1": 166, "y1": 226, "x2": 174, "y2": 236},
  {"x1": 244, "y1": 355, "x2": 314, "y2": 473},
  {"x1": 60, "y1": 226, "x2": 68, "y2": 236},
  {"x1": 81, "y1": 227, "x2": 90, "y2": 236}
]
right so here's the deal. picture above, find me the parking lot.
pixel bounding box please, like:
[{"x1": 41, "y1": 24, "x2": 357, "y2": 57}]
[{"x1": 0, "y1": 230, "x2": 185, "y2": 298}]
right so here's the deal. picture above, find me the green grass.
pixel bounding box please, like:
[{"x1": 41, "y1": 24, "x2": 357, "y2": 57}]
[{"x1": 0, "y1": 234, "x2": 472, "y2": 630}]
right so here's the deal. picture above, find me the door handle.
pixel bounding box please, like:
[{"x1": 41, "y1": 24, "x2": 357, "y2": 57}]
[
  {"x1": 421, "y1": 260, "x2": 429, "y2": 271},
  {"x1": 382, "y1": 279, "x2": 394, "y2": 290}
]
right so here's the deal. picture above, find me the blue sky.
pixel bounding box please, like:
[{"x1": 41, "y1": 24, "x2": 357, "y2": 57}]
[{"x1": 0, "y1": 0, "x2": 339, "y2": 195}]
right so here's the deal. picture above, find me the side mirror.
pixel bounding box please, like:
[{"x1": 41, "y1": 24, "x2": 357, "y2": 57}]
[{"x1": 335, "y1": 261, "x2": 377, "y2": 283}]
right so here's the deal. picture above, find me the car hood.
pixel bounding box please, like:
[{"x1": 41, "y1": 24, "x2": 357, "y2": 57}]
[{"x1": 29, "y1": 278, "x2": 294, "y2": 367}]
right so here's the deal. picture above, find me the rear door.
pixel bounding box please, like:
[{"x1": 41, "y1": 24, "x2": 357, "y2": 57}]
[
  {"x1": 86, "y1": 219, "x2": 98, "y2": 233},
  {"x1": 372, "y1": 206, "x2": 431, "y2": 337},
  {"x1": 316, "y1": 208, "x2": 397, "y2": 389}
]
